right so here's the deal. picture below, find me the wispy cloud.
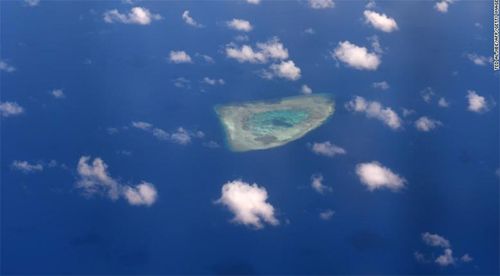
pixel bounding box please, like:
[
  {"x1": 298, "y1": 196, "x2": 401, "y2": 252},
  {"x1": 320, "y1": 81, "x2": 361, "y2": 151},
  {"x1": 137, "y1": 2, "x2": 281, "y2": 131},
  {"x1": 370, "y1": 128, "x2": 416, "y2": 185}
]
[
  {"x1": 310, "y1": 141, "x2": 346, "y2": 157},
  {"x1": 308, "y1": 0, "x2": 335, "y2": 9},
  {"x1": 11, "y1": 160, "x2": 43, "y2": 173},
  {"x1": 182, "y1": 10, "x2": 203, "y2": 28}
]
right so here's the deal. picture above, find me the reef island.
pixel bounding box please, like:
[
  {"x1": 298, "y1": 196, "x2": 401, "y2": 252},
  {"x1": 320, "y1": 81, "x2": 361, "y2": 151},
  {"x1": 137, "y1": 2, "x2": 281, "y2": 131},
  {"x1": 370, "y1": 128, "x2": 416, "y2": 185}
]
[{"x1": 215, "y1": 94, "x2": 334, "y2": 152}]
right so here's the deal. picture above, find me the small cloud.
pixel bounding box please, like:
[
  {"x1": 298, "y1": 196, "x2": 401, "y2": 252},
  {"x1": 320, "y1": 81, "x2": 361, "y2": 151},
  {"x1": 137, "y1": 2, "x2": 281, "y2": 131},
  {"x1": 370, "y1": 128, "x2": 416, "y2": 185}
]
[
  {"x1": 131, "y1": 121, "x2": 153, "y2": 130},
  {"x1": 435, "y1": 249, "x2": 455, "y2": 266},
  {"x1": 196, "y1": 53, "x2": 215, "y2": 63},
  {"x1": 466, "y1": 53, "x2": 492, "y2": 66},
  {"x1": 0, "y1": 60, "x2": 16, "y2": 72},
  {"x1": 264, "y1": 60, "x2": 301, "y2": 81},
  {"x1": 24, "y1": 0, "x2": 40, "y2": 6},
  {"x1": 169, "y1": 50, "x2": 193, "y2": 64},
  {"x1": 435, "y1": 0, "x2": 454, "y2": 13},
  {"x1": 123, "y1": 182, "x2": 158, "y2": 206},
  {"x1": 474, "y1": 22, "x2": 482, "y2": 28},
  {"x1": 363, "y1": 10, "x2": 398, "y2": 32},
  {"x1": 225, "y1": 37, "x2": 288, "y2": 63},
  {"x1": 226, "y1": 18, "x2": 253, "y2": 32},
  {"x1": 0, "y1": 101, "x2": 24, "y2": 117},
  {"x1": 422, "y1": 232, "x2": 451, "y2": 248},
  {"x1": 438, "y1": 97, "x2": 449, "y2": 107},
  {"x1": 182, "y1": 10, "x2": 203, "y2": 28},
  {"x1": 308, "y1": 0, "x2": 335, "y2": 9},
  {"x1": 414, "y1": 251, "x2": 429, "y2": 263},
  {"x1": 203, "y1": 77, "x2": 225, "y2": 85},
  {"x1": 11, "y1": 160, "x2": 43, "y2": 173},
  {"x1": 402, "y1": 108, "x2": 415, "y2": 117},
  {"x1": 103, "y1": 7, "x2": 162, "y2": 25},
  {"x1": 304, "y1": 28, "x2": 315, "y2": 34},
  {"x1": 173, "y1": 77, "x2": 191, "y2": 89},
  {"x1": 246, "y1": 0, "x2": 261, "y2": 4},
  {"x1": 169, "y1": 127, "x2": 192, "y2": 145},
  {"x1": 415, "y1": 116, "x2": 442, "y2": 132},
  {"x1": 356, "y1": 161, "x2": 406, "y2": 191},
  {"x1": 332, "y1": 41, "x2": 381, "y2": 70},
  {"x1": 76, "y1": 156, "x2": 158, "y2": 206},
  {"x1": 467, "y1": 90, "x2": 489, "y2": 113},
  {"x1": 310, "y1": 141, "x2": 346, "y2": 157},
  {"x1": 51, "y1": 89, "x2": 65, "y2": 99},
  {"x1": 367, "y1": 35, "x2": 383, "y2": 54},
  {"x1": 365, "y1": 0, "x2": 376, "y2": 9},
  {"x1": 107, "y1": 127, "x2": 120, "y2": 135},
  {"x1": 420, "y1": 87, "x2": 435, "y2": 103},
  {"x1": 319, "y1": 209, "x2": 335, "y2": 220},
  {"x1": 372, "y1": 81, "x2": 389, "y2": 90},
  {"x1": 203, "y1": 140, "x2": 220, "y2": 148},
  {"x1": 345, "y1": 96, "x2": 402, "y2": 130},
  {"x1": 216, "y1": 180, "x2": 279, "y2": 229},
  {"x1": 461, "y1": 254, "x2": 473, "y2": 263},
  {"x1": 301, "y1": 84, "x2": 312, "y2": 94},
  {"x1": 311, "y1": 174, "x2": 332, "y2": 194}
]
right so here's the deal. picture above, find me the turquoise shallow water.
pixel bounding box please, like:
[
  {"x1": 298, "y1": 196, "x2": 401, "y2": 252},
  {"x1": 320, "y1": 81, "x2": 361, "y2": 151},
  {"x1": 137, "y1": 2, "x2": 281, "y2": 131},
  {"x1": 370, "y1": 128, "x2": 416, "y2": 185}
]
[{"x1": 246, "y1": 109, "x2": 309, "y2": 136}]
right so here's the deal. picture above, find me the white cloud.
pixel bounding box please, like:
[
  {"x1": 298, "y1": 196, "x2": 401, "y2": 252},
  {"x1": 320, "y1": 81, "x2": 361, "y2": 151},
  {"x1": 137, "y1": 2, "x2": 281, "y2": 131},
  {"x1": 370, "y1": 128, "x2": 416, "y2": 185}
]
[
  {"x1": 402, "y1": 108, "x2": 415, "y2": 117},
  {"x1": 131, "y1": 121, "x2": 153, "y2": 130},
  {"x1": 310, "y1": 141, "x2": 346, "y2": 157},
  {"x1": 356, "y1": 162, "x2": 406, "y2": 191},
  {"x1": 466, "y1": 53, "x2": 492, "y2": 66},
  {"x1": 345, "y1": 96, "x2": 402, "y2": 129},
  {"x1": 173, "y1": 77, "x2": 191, "y2": 89},
  {"x1": 435, "y1": 249, "x2": 455, "y2": 266},
  {"x1": 435, "y1": 0, "x2": 454, "y2": 13},
  {"x1": 216, "y1": 180, "x2": 279, "y2": 229},
  {"x1": 132, "y1": 121, "x2": 200, "y2": 145},
  {"x1": 333, "y1": 41, "x2": 381, "y2": 70},
  {"x1": 182, "y1": 10, "x2": 203, "y2": 27},
  {"x1": 0, "y1": 101, "x2": 24, "y2": 117},
  {"x1": 246, "y1": 0, "x2": 261, "y2": 4},
  {"x1": 311, "y1": 174, "x2": 332, "y2": 194},
  {"x1": 225, "y1": 37, "x2": 288, "y2": 63},
  {"x1": 24, "y1": 0, "x2": 40, "y2": 6},
  {"x1": 51, "y1": 89, "x2": 65, "y2": 99},
  {"x1": 438, "y1": 97, "x2": 449, "y2": 107},
  {"x1": 203, "y1": 77, "x2": 225, "y2": 85},
  {"x1": 266, "y1": 60, "x2": 301, "y2": 80},
  {"x1": 309, "y1": 0, "x2": 335, "y2": 9},
  {"x1": 0, "y1": 60, "x2": 16, "y2": 72},
  {"x1": 363, "y1": 10, "x2": 398, "y2": 32},
  {"x1": 76, "y1": 156, "x2": 158, "y2": 206},
  {"x1": 103, "y1": 7, "x2": 162, "y2": 25},
  {"x1": 76, "y1": 156, "x2": 121, "y2": 200},
  {"x1": 123, "y1": 182, "x2": 158, "y2": 206},
  {"x1": 319, "y1": 209, "x2": 335, "y2": 220},
  {"x1": 169, "y1": 127, "x2": 192, "y2": 145},
  {"x1": 467, "y1": 90, "x2": 489, "y2": 113},
  {"x1": 461, "y1": 254, "x2": 473, "y2": 263},
  {"x1": 169, "y1": 50, "x2": 193, "y2": 64},
  {"x1": 422, "y1": 232, "x2": 451, "y2": 248},
  {"x1": 11, "y1": 160, "x2": 43, "y2": 173},
  {"x1": 227, "y1": 18, "x2": 253, "y2": 32},
  {"x1": 365, "y1": 0, "x2": 376, "y2": 9},
  {"x1": 421, "y1": 87, "x2": 435, "y2": 103},
  {"x1": 415, "y1": 116, "x2": 442, "y2": 132},
  {"x1": 301, "y1": 84, "x2": 313, "y2": 94},
  {"x1": 304, "y1": 28, "x2": 315, "y2": 34},
  {"x1": 367, "y1": 35, "x2": 383, "y2": 54},
  {"x1": 372, "y1": 81, "x2": 389, "y2": 90}
]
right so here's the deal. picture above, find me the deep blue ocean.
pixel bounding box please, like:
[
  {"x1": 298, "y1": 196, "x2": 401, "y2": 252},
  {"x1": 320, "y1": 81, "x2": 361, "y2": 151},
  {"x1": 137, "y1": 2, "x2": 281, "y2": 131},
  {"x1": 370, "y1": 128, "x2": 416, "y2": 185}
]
[{"x1": 1, "y1": 1, "x2": 498, "y2": 274}]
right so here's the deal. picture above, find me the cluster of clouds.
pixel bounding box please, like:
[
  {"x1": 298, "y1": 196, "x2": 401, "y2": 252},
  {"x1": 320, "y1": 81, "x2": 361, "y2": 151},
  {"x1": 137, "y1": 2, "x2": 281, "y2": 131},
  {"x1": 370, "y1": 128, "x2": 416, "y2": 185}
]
[
  {"x1": 131, "y1": 121, "x2": 204, "y2": 145},
  {"x1": 345, "y1": 96, "x2": 402, "y2": 130},
  {"x1": 103, "y1": 7, "x2": 162, "y2": 25},
  {"x1": 225, "y1": 37, "x2": 301, "y2": 80},
  {"x1": 415, "y1": 232, "x2": 473, "y2": 267},
  {"x1": 216, "y1": 180, "x2": 279, "y2": 229},
  {"x1": 77, "y1": 156, "x2": 157, "y2": 206}
]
